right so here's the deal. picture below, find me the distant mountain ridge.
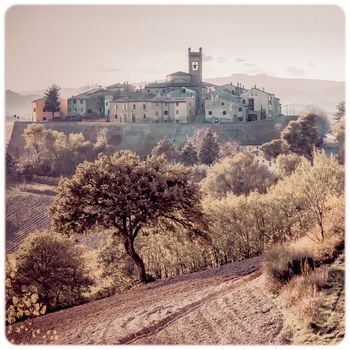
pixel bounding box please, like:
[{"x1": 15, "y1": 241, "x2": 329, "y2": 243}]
[
  {"x1": 6, "y1": 74, "x2": 344, "y2": 119},
  {"x1": 205, "y1": 73, "x2": 344, "y2": 113}
]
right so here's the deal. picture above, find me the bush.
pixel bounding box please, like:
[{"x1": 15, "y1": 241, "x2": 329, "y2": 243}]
[
  {"x1": 10, "y1": 232, "x2": 94, "y2": 312},
  {"x1": 201, "y1": 153, "x2": 275, "y2": 199},
  {"x1": 263, "y1": 243, "x2": 316, "y2": 292}
]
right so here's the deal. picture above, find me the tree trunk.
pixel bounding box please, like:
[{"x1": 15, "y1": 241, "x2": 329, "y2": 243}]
[{"x1": 124, "y1": 237, "x2": 148, "y2": 283}]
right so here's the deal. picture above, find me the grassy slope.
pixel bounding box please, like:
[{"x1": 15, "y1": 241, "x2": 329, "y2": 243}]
[{"x1": 275, "y1": 254, "x2": 345, "y2": 345}]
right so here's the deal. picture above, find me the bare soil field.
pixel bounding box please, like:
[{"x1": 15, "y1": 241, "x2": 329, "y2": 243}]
[{"x1": 10, "y1": 256, "x2": 291, "y2": 345}]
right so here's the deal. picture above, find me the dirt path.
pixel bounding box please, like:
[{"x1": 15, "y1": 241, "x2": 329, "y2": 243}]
[{"x1": 13, "y1": 256, "x2": 291, "y2": 345}]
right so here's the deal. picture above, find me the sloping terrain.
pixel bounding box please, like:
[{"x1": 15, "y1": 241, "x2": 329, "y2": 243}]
[{"x1": 10, "y1": 256, "x2": 291, "y2": 345}]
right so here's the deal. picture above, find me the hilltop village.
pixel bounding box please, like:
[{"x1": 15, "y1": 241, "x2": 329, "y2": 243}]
[{"x1": 31, "y1": 48, "x2": 282, "y2": 124}]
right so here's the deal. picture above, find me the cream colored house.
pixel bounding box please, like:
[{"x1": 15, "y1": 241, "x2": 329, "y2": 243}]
[
  {"x1": 240, "y1": 87, "x2": 281, "y2": 121},
  {"x1": 205, "y1": 92, "x2": 246, "y2": 123}
]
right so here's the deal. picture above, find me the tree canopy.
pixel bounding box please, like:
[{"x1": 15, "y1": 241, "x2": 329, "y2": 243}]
[
  {"x1": 260, "y1": 139, "x2": 289, "y2": 161},
  {"x1": 281, "y1": 112, "x2": 319, "y2": 159},
  {"x1": 201, "y1": 152, "x2": 275, "y2": 199},
  {"x1": 150, "y1": 136, "x2": 179, "y2": 162},
  {"x1": 198, "y1": 128, "x2": 220, "y2": 165},
  {"x1": 50, "y1": 151, "x2": 206, "y2": 282},
  {"x1": 44, "y1": 84, "x2": 61, "y2": 118}
]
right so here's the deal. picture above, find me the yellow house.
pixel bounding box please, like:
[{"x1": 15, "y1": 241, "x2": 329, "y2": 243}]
[{"x1": 31, "y1": 97, "x2": 68, "y2": 122}]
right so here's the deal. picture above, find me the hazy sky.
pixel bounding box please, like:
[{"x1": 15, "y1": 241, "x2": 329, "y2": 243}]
[{"x1": 5, "y1": 5, "x2": 345, "y2": 92}]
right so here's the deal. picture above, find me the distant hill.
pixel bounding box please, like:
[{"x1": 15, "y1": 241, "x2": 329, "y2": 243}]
[
  {"x1": 205, "y1": 74, "x2": 345, "y2": 113},
  {"x1": 5, "y1": 90, "x2": 40, "y2": 121}
]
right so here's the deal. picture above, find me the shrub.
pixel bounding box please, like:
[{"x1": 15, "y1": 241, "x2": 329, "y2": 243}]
[
  {"x1": 263, "y1": 243, "x2": 316, "y2": 293},
  {"x1": 11, "y1": 232, "x2": 94, "y2": 312}
]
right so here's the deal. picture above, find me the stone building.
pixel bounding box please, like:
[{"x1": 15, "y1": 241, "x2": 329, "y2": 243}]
[
  {"x1": 240, "y1": 87, "x2": 281, "y2": 121},
  {"x1": 205, "y1": 91, "x2": 247, "y2": 123},
  {"x1": 32, "y1": 97, "x2": 68, "y2": 122},
  {"x1": 108, "y1": 94, "x2": 191, "y2": 123}
]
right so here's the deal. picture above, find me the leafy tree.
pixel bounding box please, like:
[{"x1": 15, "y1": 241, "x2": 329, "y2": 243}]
[
  {"x1": 151, "y1": 136, "x2": 179, "y2": 162},
  {"x1": 274, "y1": 153, "x2": 308, "y2": 178},
  {"x1": 201, "y1": 153, "x2": 275, "y2": 199},
  {"x1": 11, "y1": 232, "x2": 94, "y2": 311},
  {"x1": 219, "y1": 139, "x2": 240, "y2": 159},
  {"x1": 44, "y1": 84, "x2": 61, "y2": 118},
  {"x1": 50, "y1": 151, "x2": 206, "y2": 283},
  {"x1": 179, "y1": 141, "x2": 198, "y2": 166},
  {"x1": 276, "y1": 151, "x2": 344, "y2": 240},
  {"x1": 260, "y1": 139, "x2": 289, "y2": 161},
  {"x1": 281, "y1": 112, "x2": 319, "y2": 159},
  {"x1": 198, "y1": 128, "x2": 220, "y2": 165},
  {"x1": 333, "y1": 101, "x2": 345, "y2": 164}
]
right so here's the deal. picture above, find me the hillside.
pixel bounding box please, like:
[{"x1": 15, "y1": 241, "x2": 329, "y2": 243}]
[
  {"x1": 9, "y1": 256, "x2": 292, "y2": 345},
  {"x1": 5, "y1": 90, "x2": 40, "y2": 121}
]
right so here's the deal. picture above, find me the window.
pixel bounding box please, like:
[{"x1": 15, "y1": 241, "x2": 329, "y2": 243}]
[
  {"x1": 43, "y1": 117, "x2": 46, "y2": 121},
  {"x1": 33, "y1": 107, "x2": 36, "y2": 112},
  {"x1": 162, "y1": 89, "x2": 165, "y2": 93},
  {"x1": 115, "y1": 105, "x2": 118, "y2": 110},
  {"x1": 115, "y1": 115, "x2": 118, "y2": 119},
  {"x1": 156, "y1": 102, "x2": 159, "y2": 107},
  {"x1": 189, "y1": 102, "x2": 192, "y2": 107},
  {"x1": 221, "y1": 102, "x2": 224, "y2": 106},
  {"x1": 164, "y1": 111, "x2": 168, "y2": 115},
  {"x1": 176, "y1": 102, "x2": 179, "y2": 106},
  {"x1": 208, "y1": 111, "x2": 212, "y2": 115},
  {"x1": 176, "y1": 110, "x2": 179, "y2": 115},
  {"x1": 242, "y1": 99, "x2": 246, "y2": 104},
  {"x1": 80, "y1": 99, "x2": 83, "y2": 104},
  {"x1": 143, "y1": 114, "x2": 146, "y2": 119},
  {"x1": 239, "y1": 107, "x2": 242, "y2": 112},
  {"x1": 73, "y1": 100, "x2": 76, "y2": 104},
  {"x1": 223, "y1": 111, "x2": 226, "y2": 115},
  {"x1": 143, "y1": 104, "x2": 146, "y2": 109},
  {"x1": 81, "y1": 108, "x2": 83, "y2": 112},
  {"x1": 182, "y1": 88, "x2": 186, "y2": 93},
  {"x1": 133, "y1": 104, "x2": 136, "y2": 110}
]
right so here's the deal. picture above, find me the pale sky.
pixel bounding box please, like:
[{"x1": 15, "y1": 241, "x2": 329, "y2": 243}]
[{"x1": 5, "y1": 5, "x2": 345, "y2": 92}]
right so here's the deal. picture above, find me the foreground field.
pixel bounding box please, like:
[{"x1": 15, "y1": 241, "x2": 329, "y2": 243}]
[{"x1": 9, "y1": 256, "x2": 292, "y2": 345}]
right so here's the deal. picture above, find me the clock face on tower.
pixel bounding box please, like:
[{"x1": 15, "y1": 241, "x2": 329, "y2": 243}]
[{"x1": 192, "y1": 61, "x2": 199, "y2": 71}]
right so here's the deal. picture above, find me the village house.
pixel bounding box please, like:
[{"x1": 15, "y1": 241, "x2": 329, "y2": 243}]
[
  {"x1": 205, "y1": 88, "x2": 247, "y2": 123},
  {"x1": 240, "y1": 87, "x2": 281, "y2": 121},
  {"x1": 31, "y1": 97, "x2": 68, "y2": 122},
  {"x1": 108, "y1": 93, "x2": 191, "y2": 123}
]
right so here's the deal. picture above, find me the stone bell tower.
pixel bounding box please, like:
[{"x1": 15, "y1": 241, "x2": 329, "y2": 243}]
[{"x1": 188, "y1": 47, "x2": 202, "y2": 86}]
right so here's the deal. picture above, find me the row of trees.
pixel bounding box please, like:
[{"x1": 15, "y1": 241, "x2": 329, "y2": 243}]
[
  {"x1": 14, "y1": 124, "x2": 116, "y2": 179},
  {"x1": 150, "y1": 127, "x2": 239, "y2": 166}
]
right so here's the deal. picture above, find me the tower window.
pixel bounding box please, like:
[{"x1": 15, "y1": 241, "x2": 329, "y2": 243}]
[
  {"x1": 221, "y1": 102, "x2": 224, "y2": 106},
  {"x1": 223, "y1": 111, "x2": 226, "y2": 115},
  {"x1": 208, "y1": 111, "x2": 212, "y2": 115}
]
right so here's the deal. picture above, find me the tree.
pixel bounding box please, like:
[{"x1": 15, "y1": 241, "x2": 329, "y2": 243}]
[
  {"x1": 219, "y1": 139, "x2": 240, "y2": 159},
  {"x1": 151, "y1": 137, "x2": 179, "y2": 162},
  {"x1": 179, "y1": 141, "x2": 198, "y2": 166},
  {"x1": 11, "y1": 232, "x2": 94, "y2": 311},
  {"x1": 333, "y1": 101, "x2": 345, "y2": 164},
  {"x1": 277, "y1": 151, "x2": 344, "y2": 241},
  {"x1": 198, "y1": 128, "x2": 220, "y2": 165},
  {"x1": 50, "y1": 151, "x2": 206, "y2": 283},
  {"x1": 44, "y1": 84, "x2": 61, "y2": 119},
  {"x1": 274, "y1": 153, "x2": 308, "y2": 177},
  {"x1": 201, "y1": 153, "x2": 275, "y2": 199},
  {"x1": 260, "y1": 139, "x2": 289, "y2": 161},
  {"x1": 281, "y1": 112, "x2": 319, "y2": 159}
]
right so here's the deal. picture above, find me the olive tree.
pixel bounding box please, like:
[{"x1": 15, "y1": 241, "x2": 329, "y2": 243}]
[{"x1": 50, "y1": 151, "x2": 206, "y2": 283}]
